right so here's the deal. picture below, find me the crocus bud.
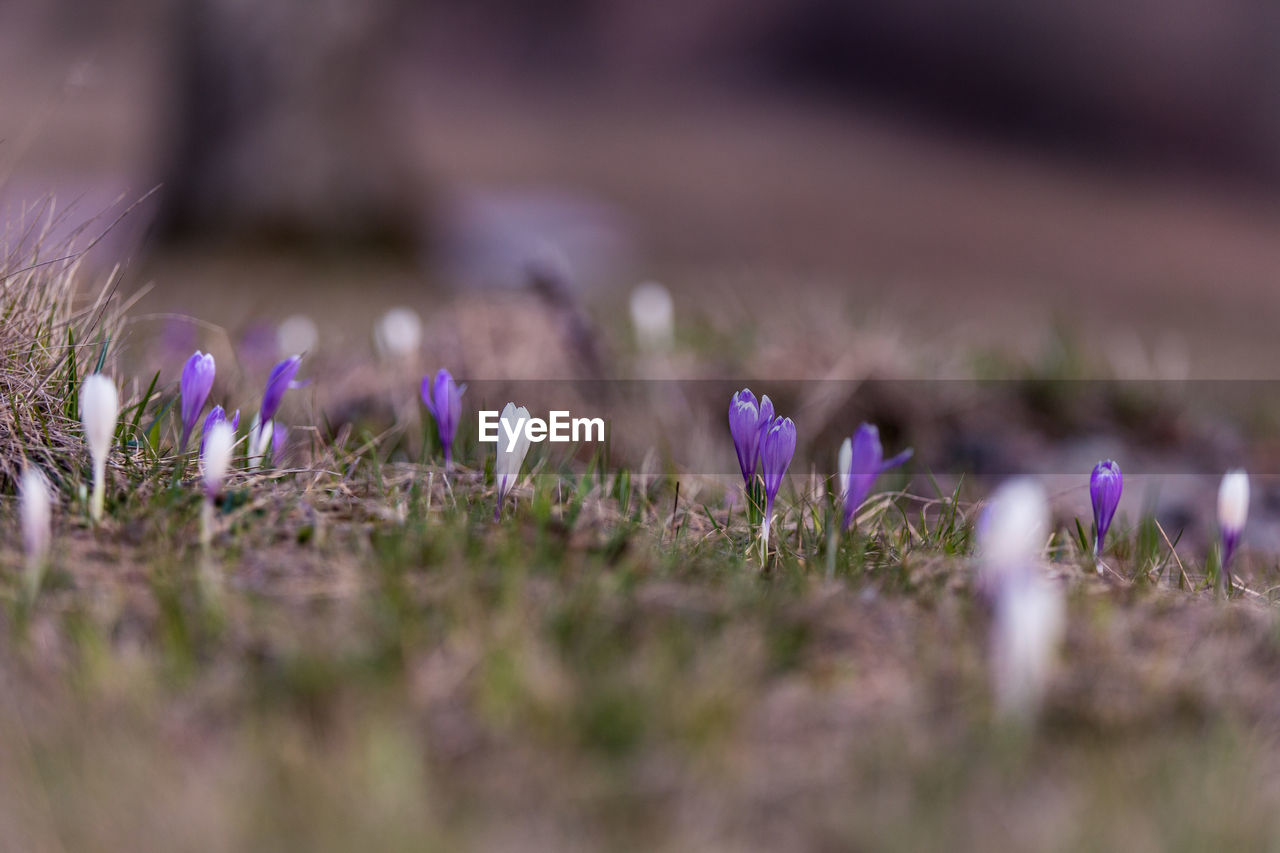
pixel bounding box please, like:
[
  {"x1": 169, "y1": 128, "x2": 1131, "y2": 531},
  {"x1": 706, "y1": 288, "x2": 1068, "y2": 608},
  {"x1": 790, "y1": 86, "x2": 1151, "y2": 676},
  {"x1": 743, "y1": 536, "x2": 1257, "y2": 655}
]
[
  {"x1": 838, "y1": 423, "x2": 913, "y2": 530},
  {"x1": 374, "y1": 307, "x2": 422, "y2": 362},
  {"x1": 1089, "y1": 460, "x2": 1122, "y2": 561},
  {"x1": 20, "y1": 466, "x2": 52, "y2": 588},
  {"x1": 261, "y1": 355, "x2": 302, "y2": 424},
  {"x1": 729, "y1": 389, "x2": 773, "y2": 488},
  {"x1": 79, "y1": 373, "x2": 119, "y2": 524},
  {"x1": 421, "y1": 368, "x2": 465, "y2": 467},
  {"x1": 991, "y1": 570, "x2": 1064, "y2": 723},
  {"x1": 978, "y1": 478, "x2": 1049, "y2": 582},
  {"x1": 201, "y1": 421, "x2": 235, "y2": 498},
  {"x1": 277, "y1": 314, "x2": 317, "y2": 358},
  {"x1": 759, "y1": 416, "x2": 797, "y2": 552},
  {"x1": 629, "y1": 281, "x2": 675, "y2": 352},
  {"x1": 494, "y1": 402, "x2": 532, "y2": 520},
  {"x1": 1218, "y1": 469, "x2": 1249, "y2": 568},
  {"x1": 179, "y1": 350, "x2": 216, "y2": 452}
]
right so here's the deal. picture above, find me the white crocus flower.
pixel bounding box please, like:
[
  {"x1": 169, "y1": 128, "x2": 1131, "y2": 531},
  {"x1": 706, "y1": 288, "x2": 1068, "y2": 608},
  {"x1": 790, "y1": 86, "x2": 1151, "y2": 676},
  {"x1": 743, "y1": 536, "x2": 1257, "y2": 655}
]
[
  {"x1": 837, "y1": 436, "x2": 852, "y2": 504},
  {"x1": 373, "y1": 307, "x2": 423, "y2": 363},
  {"x1": 1218, "y1": 469, "x2": 1249, "y2": 588},
  {"x1": 992, "y1": 570, "x2": 1065, "y2": 723},
  {"x1": 247, "y1": 413, "x2": 273, "y2": 470},
  {"x1": 277, "y1": 314, "x2": 318, "y2": 358},
  {"x1": 494, "y1": 402, "x2": 532, "y2": 520},
  {"x1": 629, "y1": 281, "x2": 674, "y2": 352},
  {"x1": 200, "y1": 420, "x2": 235, "y2": 547},
  {"x1": 977, "y1": 478, "x2": 1048, "y2": 582},
  {"x1": 978, "y1": 477, "x2": 1063, "y2": 723},
  {"x1": 20, "y1": 466, "x2": 52, "y2": 594},
  {"x1": 79, "y1": 373, "x2": 119, "y2": 524}
]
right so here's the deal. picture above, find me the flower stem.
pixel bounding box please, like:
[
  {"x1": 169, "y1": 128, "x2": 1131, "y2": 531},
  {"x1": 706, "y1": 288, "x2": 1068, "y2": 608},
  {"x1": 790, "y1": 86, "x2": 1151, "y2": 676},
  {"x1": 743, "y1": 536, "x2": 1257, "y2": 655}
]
[
  {"x1": 90, "y1": 456, "x2": 106, "y2": 524},
  {"x1": 201, "y1": 496, "x2": 215, "y2": 549}
]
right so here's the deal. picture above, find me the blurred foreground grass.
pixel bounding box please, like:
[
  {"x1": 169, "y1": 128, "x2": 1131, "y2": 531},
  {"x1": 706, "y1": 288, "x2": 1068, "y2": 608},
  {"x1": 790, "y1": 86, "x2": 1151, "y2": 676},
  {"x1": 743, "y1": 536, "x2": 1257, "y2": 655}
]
[{"x1": 2, "y1": 448, "x2": 1280, "y2": 851}]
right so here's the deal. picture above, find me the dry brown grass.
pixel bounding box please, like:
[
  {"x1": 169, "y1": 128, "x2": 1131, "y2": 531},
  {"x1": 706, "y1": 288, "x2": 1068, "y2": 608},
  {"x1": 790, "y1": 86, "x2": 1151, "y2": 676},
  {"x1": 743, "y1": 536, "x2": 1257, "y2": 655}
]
[{"x1": 0, "y1": 202, "x2": 131, "y2": 490}]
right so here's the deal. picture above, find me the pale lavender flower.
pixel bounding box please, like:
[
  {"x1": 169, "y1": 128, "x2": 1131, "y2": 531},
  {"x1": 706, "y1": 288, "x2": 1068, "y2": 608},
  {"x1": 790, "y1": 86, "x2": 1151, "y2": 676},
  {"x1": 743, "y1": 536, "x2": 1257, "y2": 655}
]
[
  {"x1": 271, "y1": 423, "x2": 288, "y2": 466},
  {"x1": 179, "y1": 350, "x2": 216, "y2": 452},
  {"x1": 1218, "y1": 469, "x2": 1249, "y2": 569},
  {"x1": 495, "y1": 403, "x2": 532, "y2": 521},
  {"x1": 837, "y1": 423, "x2": 913, "y2": 530},
  {"x1": 421, "y1": 369, "x2": 465, "y2": 466},
  {"x1": 1089, "y1": 460, "x2": 1122, "y2": 557},
  {"x1": 759, "y1": 416, "x2": 796, "y2": 551}
]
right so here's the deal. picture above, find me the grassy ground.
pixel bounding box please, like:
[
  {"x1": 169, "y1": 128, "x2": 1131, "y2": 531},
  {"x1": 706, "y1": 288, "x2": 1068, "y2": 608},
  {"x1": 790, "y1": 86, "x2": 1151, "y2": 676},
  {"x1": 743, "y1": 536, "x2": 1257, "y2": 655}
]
[{"x1": 5, "y1": 241, "x2": 1280, "y2": 852}]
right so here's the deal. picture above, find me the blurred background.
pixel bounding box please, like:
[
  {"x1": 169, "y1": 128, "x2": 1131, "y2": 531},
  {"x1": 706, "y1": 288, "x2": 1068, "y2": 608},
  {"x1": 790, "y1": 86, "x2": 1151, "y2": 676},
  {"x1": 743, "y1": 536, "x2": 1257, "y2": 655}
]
[{"x1": 4, "y1": 0, "x2": 1280, "y2": 377}]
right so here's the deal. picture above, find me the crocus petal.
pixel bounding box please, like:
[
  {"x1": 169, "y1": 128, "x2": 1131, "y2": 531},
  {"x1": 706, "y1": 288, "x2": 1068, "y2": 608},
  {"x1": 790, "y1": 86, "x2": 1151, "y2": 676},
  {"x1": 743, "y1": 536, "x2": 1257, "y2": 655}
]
[
  {"x1": 760, "y1": 416, "x2": 797, "y2": 506},
  {"x1": 728, "y1": 389, "x2": 763, "y2": 485},
  {"x1": 757, "y1": 395, "x2": 775, "y2": 433},
  {"x1": 843, "y1": 424, "x2": 883, "y2": 528},
  {"x1": 80, "y1": 373, "x2": 118, "y2": 524},
  {"x1": 271, "y1": 423, "x2": 288, "y2": 466},
  {"x1": 420, "y1": 375, "x2": 439, "y2": 420},
  {"x1": 247, "y1": 414, "x2": 273, "y2": 470},
  {"x1": 1089, "y1": 459, "x2": 1123, "y2": 554},
  {"x1": 261, "y1": 355, "x2": 302, "y2": 423},
  {"x1": 423, "y1": 369, "x2": 464, "y2": 465},
  {"x1": 200, "y1": 405, "x2": 228, "y2": 456},
  {"x1": 80, "y1": 374, "x2": 119, "y2": 464},
  {"x1": 180, "y1": 351, "x2": 216, "y2": 444},
  {"x1": 992, "y1": 569, "x2": 1064, "y2": 722},
  {"x1": 837, "y1": 437, "x2": 852, "y2": 503},
  {"x1": 201, "y1": 421, "x2": 235, "y2": 497},
  {"x1": 758, "y1": 415, "x2": 797, "y2": 551},
  {"x1": 495, "y1": 402, "x2": 533, "y2": 504},
  {"x1": 1218, "y1": 469, "x2": 1249, "y2": 566},
  {"x1": 20, "y1": 467, "x2": 52, "y2": 568},
  {"x1": 978, "y1": 478, "x2": 1048, "y2": 581}
]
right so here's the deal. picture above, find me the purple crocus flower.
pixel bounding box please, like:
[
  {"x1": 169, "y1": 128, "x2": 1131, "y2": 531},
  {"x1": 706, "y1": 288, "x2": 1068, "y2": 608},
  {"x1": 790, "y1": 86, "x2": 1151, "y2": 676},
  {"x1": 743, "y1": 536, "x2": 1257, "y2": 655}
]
[
  {"x1": 728, "y1": 389, "x2": 774, "y2": 487},
  {"x1": 261, "y1": 355, "x2": 303, "y2": 424},
  {"x1": 839, "y1": 424, "x2": 913, "y2": 530},
  {"x1": 179, "y1": 351, "x2": 216, "y2": 452},
  {"x1": 199, "y1": 405, "x2": 240, "y2": 456},
  {"x1": 759, "y1": 416, "x2": 797, "y2": 551},
  {"x1": 421, "y1": 369, "x2": 466, "y2": 467},
  {"x1": 1089, "y1": 459, "x2": 1122, "y2": 557}
]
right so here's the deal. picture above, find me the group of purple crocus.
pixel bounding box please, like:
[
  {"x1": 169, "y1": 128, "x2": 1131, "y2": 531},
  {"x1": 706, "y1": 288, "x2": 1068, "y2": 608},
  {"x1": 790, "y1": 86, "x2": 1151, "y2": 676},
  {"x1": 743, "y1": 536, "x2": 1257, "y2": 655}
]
[
  {"x1": 728, "y1": 388, "x2": 911, "y2": 551},
  {"x1": 179, "y1": 356, "x2": 1247, "y2": 572},
  {"x1": 728, "y1": 397, "x2": 1246, "y2": 570},
  {"x1": 179, "y1": 350, "x2": 303, "y2": 468}
]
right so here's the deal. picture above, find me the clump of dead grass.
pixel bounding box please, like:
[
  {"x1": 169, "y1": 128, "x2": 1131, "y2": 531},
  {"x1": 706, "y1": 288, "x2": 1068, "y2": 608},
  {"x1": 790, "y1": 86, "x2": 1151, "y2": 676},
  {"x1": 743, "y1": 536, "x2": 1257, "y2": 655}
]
[{"x1": 0, "y1": 207, "x2": 126, "y2": 491}]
